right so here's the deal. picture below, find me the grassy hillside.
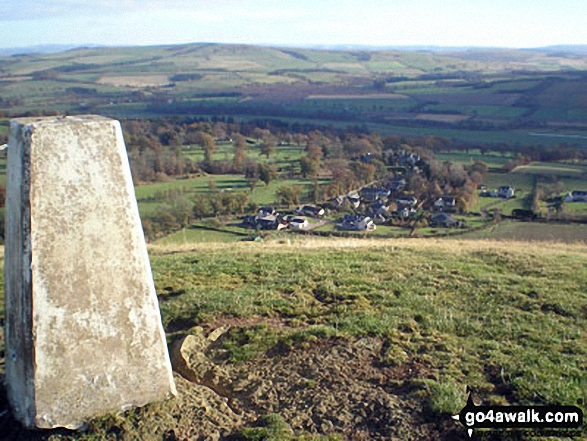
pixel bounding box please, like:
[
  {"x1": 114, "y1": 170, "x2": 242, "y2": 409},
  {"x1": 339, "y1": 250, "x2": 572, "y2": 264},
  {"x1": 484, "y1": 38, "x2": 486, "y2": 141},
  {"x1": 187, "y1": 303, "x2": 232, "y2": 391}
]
[{"x1": 1, "y1": 238, "x2": 586, "y2": 440}]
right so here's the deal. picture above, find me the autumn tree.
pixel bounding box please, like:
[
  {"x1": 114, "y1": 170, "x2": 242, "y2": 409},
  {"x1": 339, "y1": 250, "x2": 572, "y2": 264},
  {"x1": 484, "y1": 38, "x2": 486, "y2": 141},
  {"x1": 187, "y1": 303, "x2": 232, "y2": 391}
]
[
  {"x1": 259, "y1": 134, "x2": 277, "y2": 159},
  {"x1": 349, "y1": 162, "x2": 376, "y2": 184},
  {"x1": 293, "y1": 133, "x2": 307, "y2": 147},
  {"x1": 276, "y1": 185, "x2": 302, "y2": 207},
  {"x1": 300, "y1": 156, "x2": 319, "y2": 178},
  {"x1": 169, "y1": 196, "x2": 192, "y2": 228},
  {"x1": 344, "y1": 137, "x2": 376, "y2": 156},
  {"x1": 327, "y1": 158, "x2": 356, "y2": 194},
  {"x1": 258, "y1": 163, "x2": 278, "y2": 186},
  {"x1": 193, "y1": 197, "x2": 212, "y2": 219},
  {"x1": 197, "y1": 132, "x2": 217, "y2": 166},
  {"x1": 253, "y1": 127, "x2": 270, "y2": 142},
  {"x1": 233, "y1": 134, "x2": 247, "y2": 172},
  {"x1": 446, "y1": 163, "x2": 468, "y2": 188},
  {"x1": 468, "y1": 160, "x2": 489, "y2": 178},
  {"x1": 233, "y1": 193, "x2": 249, "y2": 214},
  {"x1": 244, "y1": 162, "x2": 260, "y2": 192},
  {"x1": 309, "y1": 180, "x2": 321, "y2": 203},
  {"x1": 306, "y1": 142, "x2": 323, "y2": 161}
]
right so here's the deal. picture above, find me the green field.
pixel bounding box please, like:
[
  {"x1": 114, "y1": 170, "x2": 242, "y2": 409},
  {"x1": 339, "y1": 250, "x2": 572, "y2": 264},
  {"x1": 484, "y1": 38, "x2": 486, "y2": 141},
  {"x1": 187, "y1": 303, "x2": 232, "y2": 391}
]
[
  {"x1": 435, "y1": 150, "x2": 513, "y2": 168},
  {"x1": 422, "y1": 104, "x2": 529, "y2": 118},
  {"x1": 513, "y1": 162, "x2": 587, "y2": 178},
  {"x1": 482, "y1": 172, "x2": 534, "y2": 191},
  {"x1": 457, "y1": 220, "x2": 587, "y2": 243},
  {"x1": 135, "y1": 174, "x2": 325, "y2": 211},
  {"x1": 182, "y1": 142, "x2": 306, "y2": 168},
  {"x1": 155, "y1": 220, "x2": 252, "y2": 245}
]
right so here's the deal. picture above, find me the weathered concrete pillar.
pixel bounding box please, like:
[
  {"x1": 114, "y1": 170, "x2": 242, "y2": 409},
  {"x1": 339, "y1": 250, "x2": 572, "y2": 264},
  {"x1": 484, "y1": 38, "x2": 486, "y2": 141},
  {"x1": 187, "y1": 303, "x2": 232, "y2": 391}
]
[{"x1": 4, "y1": 115, "x2": 176, "y2": 429}]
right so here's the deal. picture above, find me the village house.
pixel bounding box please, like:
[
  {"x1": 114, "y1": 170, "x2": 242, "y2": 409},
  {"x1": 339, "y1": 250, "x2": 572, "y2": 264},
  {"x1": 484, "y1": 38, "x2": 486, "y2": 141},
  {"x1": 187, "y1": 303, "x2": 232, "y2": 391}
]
[
  {"x1": 367, "y1": 200, "x2": 390, "y2": 223},
  {"x1": 396, "y1": 195, "x2": 418, "y2": 207},
  {"x1": 347, "y1": 193, "x2": 361, "y2": 208},
  {"x1": 340, "y1": 214, "x2": 376, "y2": 231},
  {"x1": 329, "y1": 195, "x2": 346, "y2": 209},
  {"x1": 398, "y1": 151, "x2": 420, "y2": 167},
  {"x1": 564, "y1": 190, "x2": 587, "y2": 202},
  {"x1": 388, "y1": 176, "x2": 406, "y2": 192},
  {"x1": 360, "y1": 186, "x2": 390, "y2": 202},
  {"x1": 295, "y1": 204, "x2": 325, "y2": 217},
  {"x1": 256, "y1": 215, "x2": 287, "y2": 230},
  {"x1": 258, "y1": 206, "x2": 277, "y2": 218},
  {"x1": 429, "y1": 212, "x2": 461, "y2": 228},
  {"x1": 395, "y1": 206, "x2": 417, "y2": 219},
  {"x1": 433, "y1": 197, "x2": 457, "y2": 211},
  {"x1": 497, "y1": 186, "x2": 515, "y2": 199},
  {"x1": 241, "y1": 207, "x2": 287, "y2": 230},
  {"x1": 369, "y1": 200, "x2": 389, "y2": 216},
  {"x1": 328, "y1": 193, "x2": 361, "y2": 209}
]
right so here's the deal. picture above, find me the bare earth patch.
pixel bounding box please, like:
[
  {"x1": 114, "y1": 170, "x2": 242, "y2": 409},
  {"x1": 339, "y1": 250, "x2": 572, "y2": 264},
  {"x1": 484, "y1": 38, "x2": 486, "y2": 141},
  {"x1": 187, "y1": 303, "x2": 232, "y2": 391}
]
[
  {"x1": 221, "y1": 337, "x2": 465, "y2": 440},
  {"x1": 0, "y1": 334, "x2": 466, "y2": 440}
]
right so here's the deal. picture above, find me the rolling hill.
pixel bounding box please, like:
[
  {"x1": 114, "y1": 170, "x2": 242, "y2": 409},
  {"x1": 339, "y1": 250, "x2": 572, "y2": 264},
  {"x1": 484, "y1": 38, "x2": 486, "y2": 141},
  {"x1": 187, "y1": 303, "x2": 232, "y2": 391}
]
[{"x1": 2, "y1": 43, "x2": 587, "y2": 146}]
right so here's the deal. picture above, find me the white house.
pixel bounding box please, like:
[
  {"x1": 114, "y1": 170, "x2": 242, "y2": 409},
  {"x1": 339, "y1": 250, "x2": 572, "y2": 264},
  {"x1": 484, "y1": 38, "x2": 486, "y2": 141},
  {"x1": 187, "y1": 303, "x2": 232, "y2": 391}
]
[{"x1": 497, "y1": 186, "x2": 515, "y2": 199}]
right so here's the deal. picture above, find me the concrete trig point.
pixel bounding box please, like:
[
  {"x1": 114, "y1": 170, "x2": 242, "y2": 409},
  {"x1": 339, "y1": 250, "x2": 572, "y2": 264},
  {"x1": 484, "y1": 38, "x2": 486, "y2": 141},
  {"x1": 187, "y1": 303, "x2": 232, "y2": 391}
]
[{"x1": 4, "y1": 115, "x2": 176, "y2": 429}]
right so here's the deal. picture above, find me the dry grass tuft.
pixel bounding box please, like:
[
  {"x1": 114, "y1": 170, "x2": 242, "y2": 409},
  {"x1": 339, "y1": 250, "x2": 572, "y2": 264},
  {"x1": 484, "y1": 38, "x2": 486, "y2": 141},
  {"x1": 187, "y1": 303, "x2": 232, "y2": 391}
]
[{"x1": 147, "y1": 236, "x2": 587, "y2": 258}]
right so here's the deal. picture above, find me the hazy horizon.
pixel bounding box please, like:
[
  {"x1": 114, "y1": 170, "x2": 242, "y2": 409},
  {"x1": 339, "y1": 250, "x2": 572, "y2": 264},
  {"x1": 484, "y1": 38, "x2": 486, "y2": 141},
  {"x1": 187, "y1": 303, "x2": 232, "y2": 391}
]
[{"x1": 1, "y1": 0, "x2": 586, "y2": 51}]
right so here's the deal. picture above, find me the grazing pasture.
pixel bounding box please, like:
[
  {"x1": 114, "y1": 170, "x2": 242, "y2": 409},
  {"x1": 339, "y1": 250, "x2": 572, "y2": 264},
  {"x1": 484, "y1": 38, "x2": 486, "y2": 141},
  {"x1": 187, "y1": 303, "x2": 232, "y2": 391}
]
[
  {"x1": 482, "y1": 172, "x2": 534, "y2": 191},
  {"x1": 512, "y1": 162, "x2": 587, "y2": 178},
  {"x1": 435, "y1": 151, "x2": 513, "y2": 168},
  {"x1": 457, "y1": 220, "x2": 587, "y2": 243},
  {"x1": 135, "y1": 174, "x2": 324, "y2": 208}
]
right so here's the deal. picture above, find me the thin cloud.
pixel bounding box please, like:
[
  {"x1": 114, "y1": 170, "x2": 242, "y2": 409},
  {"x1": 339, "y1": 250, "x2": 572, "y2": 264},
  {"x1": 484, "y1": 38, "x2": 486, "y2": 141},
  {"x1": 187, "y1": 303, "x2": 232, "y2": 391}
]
[{"x1": 0, "y1": 0, "x2": 248, "y2": 21}]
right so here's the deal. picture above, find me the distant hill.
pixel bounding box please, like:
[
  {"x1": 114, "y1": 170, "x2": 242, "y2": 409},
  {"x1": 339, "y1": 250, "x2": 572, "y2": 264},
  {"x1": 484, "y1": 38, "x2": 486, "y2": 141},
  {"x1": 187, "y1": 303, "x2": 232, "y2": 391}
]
[
  {"x1": 0, "y1": 44, "x2": 105, "y2": 57},
  {"x1": 2, "y1": 42, "x2": 587, "y2": 147},
  {"x1": 539, "y1": 45, "x2": 587, "y2": 55},
  {"x1": 2, "y1": 42, "x2": 586, "y2": 81}
]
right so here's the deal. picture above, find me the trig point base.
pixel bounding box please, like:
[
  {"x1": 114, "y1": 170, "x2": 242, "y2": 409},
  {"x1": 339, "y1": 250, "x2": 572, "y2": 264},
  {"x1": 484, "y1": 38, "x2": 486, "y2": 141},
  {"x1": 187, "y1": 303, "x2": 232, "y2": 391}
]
[{"x1": 4, "y1": 115, "x2": 176, "y2": 429}]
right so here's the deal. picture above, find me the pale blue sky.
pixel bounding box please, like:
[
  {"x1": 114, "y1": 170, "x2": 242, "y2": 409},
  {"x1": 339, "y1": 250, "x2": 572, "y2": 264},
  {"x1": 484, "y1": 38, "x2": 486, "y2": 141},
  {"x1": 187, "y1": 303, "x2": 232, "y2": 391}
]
[{"x1": 0, "y1": 0, "x2": 585, "y2": 49}]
